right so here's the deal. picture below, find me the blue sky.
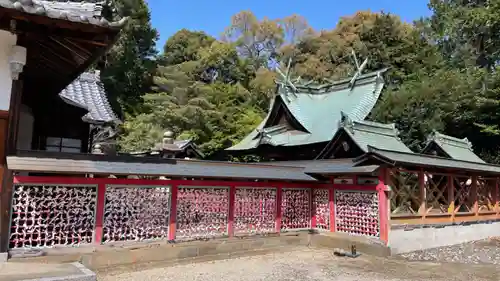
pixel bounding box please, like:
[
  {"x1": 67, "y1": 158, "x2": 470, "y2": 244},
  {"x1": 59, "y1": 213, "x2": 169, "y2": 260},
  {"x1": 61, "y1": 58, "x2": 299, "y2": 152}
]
[{"x1": 147, "y1": 0, "x2": 432, "y2": 50}]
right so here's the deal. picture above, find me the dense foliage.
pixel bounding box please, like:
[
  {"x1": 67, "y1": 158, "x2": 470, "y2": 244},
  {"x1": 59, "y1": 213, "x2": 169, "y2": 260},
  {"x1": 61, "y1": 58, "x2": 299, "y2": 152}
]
[{"x1": 111, "y1": 1, "x2": 500, "y2": 163}]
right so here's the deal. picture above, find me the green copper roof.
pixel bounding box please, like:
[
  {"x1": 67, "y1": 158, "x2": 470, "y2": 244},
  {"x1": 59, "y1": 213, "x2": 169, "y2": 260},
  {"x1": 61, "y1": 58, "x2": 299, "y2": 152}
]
[
  {"x1": 316, "y1": 117, "x2": 412, "y2": 158},
  {"x1": 227, "y1": 68, "x2": 388, "y2": 151},
  {"x1": 422, "y1": 131, "x2": 485, "y2": 163}
]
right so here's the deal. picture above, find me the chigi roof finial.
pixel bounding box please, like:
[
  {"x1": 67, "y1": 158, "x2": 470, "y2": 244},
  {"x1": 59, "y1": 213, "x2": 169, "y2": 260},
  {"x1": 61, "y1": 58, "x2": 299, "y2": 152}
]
[
  {"x1": 349, "y1": 50, "x2": 369, "y2": 90},
  {"x1": 275, "y1": 58, "x2": 298, "y2": 100}
]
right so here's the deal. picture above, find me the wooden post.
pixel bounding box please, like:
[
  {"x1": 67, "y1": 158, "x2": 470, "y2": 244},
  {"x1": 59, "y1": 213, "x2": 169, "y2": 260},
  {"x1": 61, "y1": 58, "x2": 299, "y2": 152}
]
[
  {"x1": 93, "y1": 183, "x2": 106, "y2": 244},
  {"x1": 0, "y1": 72, "x2": 24, "y2": 253},
  {"x1": 447, "y1": 175, "x2": 455, "y2": 221},
  {"x1": 495, "y1": 179, "x2": 499, "y2": 217},
  {"x1": 228, "y1": 186, "x2": 236, "y2": 237},
  {"x1": 168, "y1": 185, "x2": 178, "y2": 240},
  {"x1": 418, "y1": 169, "x2": 426, "y2": 218},
  {"x1": 377, "y1": 169, "x2": 389, "y2": 245},
  {"x1": 471, "y1": 175, "x2": 478, "y2": 215},
  {"x1": 275, "y1": 186, "x2": 282, "y2": 233}
]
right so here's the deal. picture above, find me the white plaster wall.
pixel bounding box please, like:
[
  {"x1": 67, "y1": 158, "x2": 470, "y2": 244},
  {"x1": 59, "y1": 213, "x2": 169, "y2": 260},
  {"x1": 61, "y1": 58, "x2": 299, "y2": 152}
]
[
  {"x1": 389, "y1": 222, "x2": 500, "y2": 254},
  {"x1": 16, "y1": 104, "x2": 33, "y2": 150},
  {"x1": 0, "y1": 30, "x2": 17, "y2": 111}
]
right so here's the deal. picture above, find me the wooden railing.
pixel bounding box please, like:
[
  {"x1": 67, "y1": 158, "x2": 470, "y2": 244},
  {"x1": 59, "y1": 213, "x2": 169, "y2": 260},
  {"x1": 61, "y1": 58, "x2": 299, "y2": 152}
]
[{"x1": 388, "y1": 168, "x2": 499, "y2": 226}]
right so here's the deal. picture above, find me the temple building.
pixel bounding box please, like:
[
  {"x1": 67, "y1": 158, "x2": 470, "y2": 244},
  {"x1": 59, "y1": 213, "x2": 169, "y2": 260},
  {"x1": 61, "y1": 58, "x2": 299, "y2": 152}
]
[
  {"x1": 0, "y1": 0, "x2": 126, "y2": 255},
  {"x1": 225, "y1": 61, "x2": 388, "y2": 161}
]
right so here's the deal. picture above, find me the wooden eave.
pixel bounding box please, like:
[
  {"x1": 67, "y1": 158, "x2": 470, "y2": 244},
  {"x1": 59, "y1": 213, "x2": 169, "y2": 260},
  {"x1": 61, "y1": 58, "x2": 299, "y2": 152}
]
[{"x1": 0, "y1": 8, "x2": 122, "y2": 103}]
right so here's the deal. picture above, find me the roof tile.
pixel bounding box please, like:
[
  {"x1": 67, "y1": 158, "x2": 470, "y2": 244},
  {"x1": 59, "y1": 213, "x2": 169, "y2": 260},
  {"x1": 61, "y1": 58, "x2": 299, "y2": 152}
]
[
  {"x1": 59, "y1": 70, "x2": 118, "y2": 124},
  {"x1": 0, "y1": 0, "x2": 127, "y2": 28}
]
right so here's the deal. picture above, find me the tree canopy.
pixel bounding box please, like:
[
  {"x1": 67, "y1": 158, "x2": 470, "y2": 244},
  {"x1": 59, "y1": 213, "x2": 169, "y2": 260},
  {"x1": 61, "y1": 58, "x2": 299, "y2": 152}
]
[{"x1": 113, "y1": 4, "x2": 500, "y2": 163}]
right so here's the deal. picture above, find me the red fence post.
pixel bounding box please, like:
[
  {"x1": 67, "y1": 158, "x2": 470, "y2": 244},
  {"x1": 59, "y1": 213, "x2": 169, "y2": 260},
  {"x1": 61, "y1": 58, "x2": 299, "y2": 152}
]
[
  {"x1": 94, "y1": 183, "x2": 106, "y2": 245},
  {"x1": 168, "y1": 185, "x2": 178, "y2": 240},
  {"x1": 310, "y1": 187, "x2": 316, "y2": 229},
  {"x1": 377, "y1": 169, "x2": 389, "y2": 245},
  {"x1": 275, "y1": 186, "x2": 282, "y2": 233},
  {"x1": 228, "y1": 186, "x2": 236, "y2": 237}
]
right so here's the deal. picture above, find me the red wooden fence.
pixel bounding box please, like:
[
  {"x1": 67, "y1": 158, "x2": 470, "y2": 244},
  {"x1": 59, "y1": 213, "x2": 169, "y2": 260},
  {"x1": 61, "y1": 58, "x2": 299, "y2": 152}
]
[{"x1": 8, "y1": 174, "x2": 388, "y2": 250}]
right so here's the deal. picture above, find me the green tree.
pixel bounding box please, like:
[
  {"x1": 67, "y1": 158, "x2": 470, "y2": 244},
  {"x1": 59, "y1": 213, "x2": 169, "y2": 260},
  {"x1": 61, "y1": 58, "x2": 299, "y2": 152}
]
[
  {"x1": 428, "y1": 0, "x2": 500, "y2": 69},
  {"x1": 101, "y1": 0, "x2": 158, "y2": 114}
]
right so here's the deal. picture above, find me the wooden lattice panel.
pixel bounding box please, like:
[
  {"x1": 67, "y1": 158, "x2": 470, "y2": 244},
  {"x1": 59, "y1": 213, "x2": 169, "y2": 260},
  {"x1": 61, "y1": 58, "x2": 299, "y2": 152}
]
[
  {"x1": 312, "y1": 189, "x2": 330, "y2": 230},
  {"x1": 103, "y1": 186, "x2": 170, "y2": 243},
  {"x1": 176, "y1": 187, "x2": 229, "y2": 239},
  {"x1": 389, "y1": 171, "x2": 420, "y2": 214},
  {"x1": 281, "y1": 189, "x2": 311, "y2": 230},
  {"x1": 10, "y1": 184, "x2": 96, "y2": 249},
  {"x1": 477, "y1": 179, "x2": 495, "y2": 212},
  {"x1": 335, "y1": 190, "x2": 379, "y2": 238},
  {"x1": 234, "y1": 188, "x2": 276, "y2": 234},
  {"x1": 424, "y1": 174, "x2": 448, "y2": 214},
  {"x1": 453, "y1": 176, "x2": 473, "y2": 213}
]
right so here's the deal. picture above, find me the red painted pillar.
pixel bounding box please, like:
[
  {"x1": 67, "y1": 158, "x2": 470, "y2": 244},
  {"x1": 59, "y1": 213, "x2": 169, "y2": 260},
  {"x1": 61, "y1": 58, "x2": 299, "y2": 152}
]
[
  {"x1": 377, "y1": 169, "x2": 389, "y2": 245},
  {"x1": 94, "y1": 183, "x2": 106, "y2": 244},
  {"x1": 228, "y1": 186, "x2": 236, "y2": 237},
  {"x1": 329, "y1": 185, "x2": 335, "y2": 232},
  {"x1": 275, "y1": 186, "x2": 282, "y2": 233},
  {"x1": 168, "y1": 185, "x2": 178, "y2": 240}
]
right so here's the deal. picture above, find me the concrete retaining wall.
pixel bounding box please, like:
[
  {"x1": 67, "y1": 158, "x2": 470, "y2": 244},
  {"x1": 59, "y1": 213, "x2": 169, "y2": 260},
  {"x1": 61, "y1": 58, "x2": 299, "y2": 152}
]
[
  {"x1": 389, "y1": 221, "x2": 500, "y2": 254},
  {"x1": 9, "y1": 231, "x2": 391, "y2": 272}
]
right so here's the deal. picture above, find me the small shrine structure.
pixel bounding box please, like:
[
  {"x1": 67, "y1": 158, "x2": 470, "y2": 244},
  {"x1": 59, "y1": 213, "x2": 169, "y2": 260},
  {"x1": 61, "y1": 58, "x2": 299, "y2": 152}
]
[{"x1": 226, "y1": 55, "x2": 387, "y2": 161}]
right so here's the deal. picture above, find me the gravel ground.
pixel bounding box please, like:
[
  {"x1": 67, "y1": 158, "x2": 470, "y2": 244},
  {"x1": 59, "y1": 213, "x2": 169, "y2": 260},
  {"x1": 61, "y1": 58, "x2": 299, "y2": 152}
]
[
  {"x1": 97, "y1": 248, "x2": 500, "y2": 281},
  {"x1": 400, "y1": 238, "x2": 500, "y2": 265}
]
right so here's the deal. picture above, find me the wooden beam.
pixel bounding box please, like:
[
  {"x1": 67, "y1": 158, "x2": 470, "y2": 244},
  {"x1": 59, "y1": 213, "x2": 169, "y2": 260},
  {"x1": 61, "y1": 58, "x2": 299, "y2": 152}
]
[
  {"x1": 49, "y1": 36, "x2": 88, "y2": 63},
  {"x1": 70, "y1": 37, "x2": 108, "y2": 47}
]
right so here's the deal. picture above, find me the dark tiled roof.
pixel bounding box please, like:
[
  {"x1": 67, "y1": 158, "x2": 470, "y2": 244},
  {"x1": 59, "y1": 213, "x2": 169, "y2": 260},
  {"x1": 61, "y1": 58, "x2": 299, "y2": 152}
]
[
  {"x1": 59, "y1": 70, "x2": 118, "y2": 124},
  {"x1": 355, "y1": 146, "x2": 500, "y2": 176},
  {"x1": 0, "y1": 0, "x2": 127, "y2": 28},
  {"x1": 6, "y1": 153, "x2": 317, "y2": 182},
  {"x1": 254, "y1": 159, "x2": 380, "y2": 176}
]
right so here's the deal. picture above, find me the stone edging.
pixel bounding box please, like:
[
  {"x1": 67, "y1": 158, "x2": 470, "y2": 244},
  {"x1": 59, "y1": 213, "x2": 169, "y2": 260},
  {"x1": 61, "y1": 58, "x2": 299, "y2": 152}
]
[{"x1": 17, "y1": 262, "x2": 96, "y2": 281}]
